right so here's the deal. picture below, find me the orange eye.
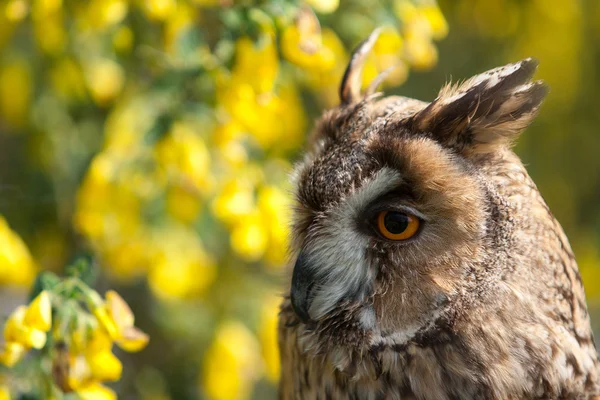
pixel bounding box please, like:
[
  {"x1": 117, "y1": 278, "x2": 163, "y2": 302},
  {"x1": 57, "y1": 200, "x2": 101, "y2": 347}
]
[{"x1": 376, "y1": 211, "x2": 420, "y2": 241}]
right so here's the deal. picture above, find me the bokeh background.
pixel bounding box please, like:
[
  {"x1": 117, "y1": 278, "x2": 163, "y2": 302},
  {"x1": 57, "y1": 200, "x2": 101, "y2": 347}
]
[{"x1": 1, "y1": 0, "x2": 599, "y2": 399}]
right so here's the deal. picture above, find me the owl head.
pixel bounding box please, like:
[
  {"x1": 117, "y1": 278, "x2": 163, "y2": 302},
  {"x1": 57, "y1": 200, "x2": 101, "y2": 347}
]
[{"x1": 289, "y1": 30, "x2": 548, "y2": 344}]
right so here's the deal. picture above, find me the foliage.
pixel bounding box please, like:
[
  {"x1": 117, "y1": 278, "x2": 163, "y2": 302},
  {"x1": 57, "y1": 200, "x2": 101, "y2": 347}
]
[{"x1": 0, "y1": 0, "x2": 448, "y2": 398}]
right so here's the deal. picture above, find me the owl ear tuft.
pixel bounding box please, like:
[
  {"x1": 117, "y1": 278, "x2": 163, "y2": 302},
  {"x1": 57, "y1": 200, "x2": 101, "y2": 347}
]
[{"x1": 409, "y1": 58, "x2": 548, "y2": 154}]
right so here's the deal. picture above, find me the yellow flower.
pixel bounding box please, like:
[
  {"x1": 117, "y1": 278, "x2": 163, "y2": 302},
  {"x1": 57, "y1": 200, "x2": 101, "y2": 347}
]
[
  {"x1": 154, "y1": 122, "x2": 212, "y2": 193},
  {"x1": 142, "y1": 0, "x2": 176, "y2": 21},
  {"x1": 148, "y1": 228, "x2": 216, "y2": 301},
  {"x1": 87, "y1": 0, "x2": 128, "y2": 29},
  {"x1": 281, "y1": 25, "x2": 331, "y2": 70},
  {"x1": 404, "y1": 32, "x2": 438, "y2": 71},
  {"x1": 84, "y1": 59, "x2": 125, "y2": 105},
  {"x1": 24, "y1": 291, "x2": 52, "y2": 332},
  {"x1": 4, "y1": 306, "x2": 46, "y2": 350},
  {"x1": 113, "y1": 26, "x2": 134, "y2": 53},
  {"x1": 212, "y1": 179, "x2": 256, "y2": 226},
  {"x1": 76, "y1": 382, "x2": 117, "y2": 400},
  {"x1": 298, "y1": 28, "x2": 347, "y2": 106},
  {"x1": 0, "y1": 385, "x2": 10, "y2": 400},
  {"x1": 101, "y1": 238, "x2": 151, "y2": 281},
  {"x1": 259, "y1": 296, "x2": 280, "y2": 382},
  {"x1": 257, "y1": 185, "x2": 291, "y2": 267},
  {"x1": 230, "y1": 212, "x2": 269, "y2": 263},
  {"x1": 31, "y1": 0, "x2": 61, "y2": 19},
  {"x1": 50, "y1": 57, "x2": 87, "y2": 101},
  {"x1": 231, "y1": 36, "x2": 278, "y2": 95},
  {"x1": 33, "y1": 10, "x2": 66, "y2": 55},
  {"x1": 421, "y1": 4, "x2": 449, "y2": 40},
  {"x1": 86, "y1": 349, "x2": 123, "y2": 382},
  {"x1": 0, "y1": 59, "x2": 31, "y2": 128},
  {"x1": 306, "y1": 0, "x2": 339, "y2": 14},
  {"x1": 0, "y1": 216, "x2": 36, "y2": 286},
  {"x1": 361, "y1": 27, "x2": 409, "y2": 89},
  {"x1": 202, "y1": 321, "x2": 261, "y2": 400},
  {"x1": 166, "y1": 185, "x2": 202, "y2": 224},
  {"x1": 67, "y1": 328, "x2": 122, "y2": 390},
  {"x1": 163, "y1": 2, "x2": 195, "y2": 54},
  {"x1": 103, "y1": 97, "x2": 153, "y2": 154},
  {"x1": 4, "y1": 0, "x2": 28, "y2": 22},
  {"x1": 94, "y1": 290, "x2": 150, "y2": 352},
  {"x1": 0, "y1": 342, "x2": 26, "y2": 367},
  {"x1": 215, "y1": 140, "x2": 248, "y2": 170}
]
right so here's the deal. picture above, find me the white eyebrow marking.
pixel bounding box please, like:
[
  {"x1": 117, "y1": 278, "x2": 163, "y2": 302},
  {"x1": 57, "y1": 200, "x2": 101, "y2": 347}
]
[{"x1": 304, "y1": 167, "x2": 402, "y2": 320}]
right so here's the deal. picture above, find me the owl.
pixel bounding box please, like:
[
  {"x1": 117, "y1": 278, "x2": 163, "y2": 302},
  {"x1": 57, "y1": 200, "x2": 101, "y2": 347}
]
[{"x1": 278, "y1": 30, "x2": 600, "y2": 399}]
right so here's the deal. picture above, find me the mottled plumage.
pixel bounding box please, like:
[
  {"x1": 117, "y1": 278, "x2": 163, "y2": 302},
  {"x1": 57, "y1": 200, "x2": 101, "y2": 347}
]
[{"x1": 278, "y1": 30, "x2": 600, "y2": 399}]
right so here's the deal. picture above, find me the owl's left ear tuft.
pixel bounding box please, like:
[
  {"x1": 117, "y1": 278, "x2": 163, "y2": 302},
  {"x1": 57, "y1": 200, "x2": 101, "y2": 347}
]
[{"x1": 408, "y1": 58, "x2": 548, "y2": 154}]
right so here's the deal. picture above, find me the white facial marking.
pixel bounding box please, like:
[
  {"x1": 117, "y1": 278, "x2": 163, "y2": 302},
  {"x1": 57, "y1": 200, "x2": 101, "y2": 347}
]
[
  {"x1": 359, "y1": 306, "x2": 377, "y2": 329},
  {"x1": 303, "y1": 167, "x2": 402, "y2": 320}
]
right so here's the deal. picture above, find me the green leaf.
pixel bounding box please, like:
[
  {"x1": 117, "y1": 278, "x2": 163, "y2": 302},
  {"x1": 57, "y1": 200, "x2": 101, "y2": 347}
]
[
  {"x1": 65, "y1": 256, "x2": 97, "y2": 286},
  {"x1": 28, "y1": 271, "x2": 60, "y2": 301}
]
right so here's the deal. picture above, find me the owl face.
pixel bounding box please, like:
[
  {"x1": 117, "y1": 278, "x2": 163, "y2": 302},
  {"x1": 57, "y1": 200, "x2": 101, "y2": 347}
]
[{"x1": 288, "y1": 30, "x2": 547, "y2": 340}]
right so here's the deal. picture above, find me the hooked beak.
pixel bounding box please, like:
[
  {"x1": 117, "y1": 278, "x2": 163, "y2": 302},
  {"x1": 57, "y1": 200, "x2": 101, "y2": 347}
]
[{"x1": 290, "y1": 250, "x2": 317, "y2": 323}]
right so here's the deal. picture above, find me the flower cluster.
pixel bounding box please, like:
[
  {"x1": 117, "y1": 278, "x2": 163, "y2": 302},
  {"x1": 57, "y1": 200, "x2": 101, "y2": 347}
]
[
  {"x1": 0, "y1": 267, "x2": 148, "y2": 400},
  {"x1": 0, "y1": 0, "x2": 447, "y2": 398},
  {"x1": 0, "y1": 291, "x2": 51, "y2": 367}
]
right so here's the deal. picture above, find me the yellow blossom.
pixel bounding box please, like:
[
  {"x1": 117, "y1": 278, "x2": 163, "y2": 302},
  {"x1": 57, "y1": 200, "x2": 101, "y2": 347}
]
[
  {"x1": 166, "y1": 185, "x2": 202, "y2": 224},
  {"x1": 259, "y1": 296, "x2": 281, "y2": 382},
  {"x1": 33, "y1": 11, "x2": 66, "y2": 54},
  {"x1": 0, "y1": 59, "x2": 31, "y2": 128},
  {"x1": 84, "y1": 59, "x2": 125, "y2": 105},
  {"x1": 163, "y1": 2, "x2": 195, "y2": 53},
  {"x1": 404, "y1": 32, "x2": 438, "y2": 71},
  {"x1": 281, "y1": 21, "x2": 332, "y2": 70},
  {"x1": 50, "y1": 57, "x2": 87, "y2": 101},
  {"x1": 216, "y1": 140, "x2": 248, "y2": 170},
  {"x1": 4, "y1": 306, "x2": 46, "y2": 350},
  {"x1": 0, "y1": 216, "x2": 36, "y2": 286},
  {"x1": 155, "y1": 122, "x2": 212, "y2": 192},
  {"x1": 4, "y1": 0, "x2": 28, "y2": 22},
  {"x1": 87, "y1": 0, "x2": 128, "y2": 29},
  {"x1": 103, "y1": 97, "x2": 153, "y2": 154},
  {"x1": 257, "y1": 185, "x2": 291, "y2": 267},
  {"x1": 230, "y1": 212, "x2": 269, "y2": 262},
  {"x1": 67, "y1": 327, "x2": 123, "y2": 391},
  {"x1": 212, "y1": 179, "x2": 256, "y2": 226},
  {"x1": 362, "y1": 27, "x2": 409, "y2": 89},
  {"x1": 101, "y1": 238, "x2": 151, "y2": 281},
  {"x1": 86, "y1": 348, "x2": 123, "y2": 382},
  {"x1": 232, "y1": 36, "x2": 279, "y2": 95},
  {"x1": 113, "y1": 26, "x2": 134, "y2": 53},
  {"x1": 24, "y1": 291, "x2": 52, "y2": 332},
  {"x1": 202, "y1": 321, "x2": 261, "y2": 400},
  {"x1": 149, "y1": 229, "x2": 216, "y2": 300},
  {"x1": 298, "y1": 28, "x2": 347, "y2": 106},
  {"x1": 76, "y1": 382, "x2": 117, "y2": 400},
  {"x1": 142, "y1": 0, "x2": 176, "y2": 21},
  {"x1": 94, "y1": 290, "x2": 150, "y2": 352},
  {"x1": 306, "y1": 0, "x2": 339, "y2": 14},
  {"x1": 31, "y1": 0, "x2": 61, "y2": 19},
  {"x1": 421, "y1": 4, "x2": 449, "y2": 40},
  {"x1": 0, "y1": 342, "x2": 26, "y2": 367},
  {"x1": 0, "y1": 385, "x2": 10, "y2": 400}
]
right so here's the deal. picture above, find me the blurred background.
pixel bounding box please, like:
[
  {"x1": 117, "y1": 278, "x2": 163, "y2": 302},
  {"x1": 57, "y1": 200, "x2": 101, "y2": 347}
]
[{"x1": 0, "y1": 0, "x2": 599, "y2": 398}]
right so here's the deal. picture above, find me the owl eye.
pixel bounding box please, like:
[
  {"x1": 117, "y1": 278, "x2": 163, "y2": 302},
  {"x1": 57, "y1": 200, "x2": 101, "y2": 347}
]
[{"x1": 376, "y1": 210, "x2": 420, "y2": 241}]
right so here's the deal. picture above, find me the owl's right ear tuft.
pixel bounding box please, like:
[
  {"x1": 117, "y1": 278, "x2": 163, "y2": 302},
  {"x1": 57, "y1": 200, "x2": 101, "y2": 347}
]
[{"x1": 408, "y1": 58, "x2": 548, "y2": 154}]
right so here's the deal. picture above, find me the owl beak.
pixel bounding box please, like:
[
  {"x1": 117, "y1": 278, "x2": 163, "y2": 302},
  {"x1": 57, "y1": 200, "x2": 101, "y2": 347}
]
[{"x1": 290, "y1": 250, "x2": 316, "y2": 323}]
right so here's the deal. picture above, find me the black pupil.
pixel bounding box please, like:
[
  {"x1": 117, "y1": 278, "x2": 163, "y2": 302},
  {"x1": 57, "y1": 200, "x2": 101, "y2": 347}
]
[{"x1": 384, "y1": 212, "x2": 409, "y2": 234}]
